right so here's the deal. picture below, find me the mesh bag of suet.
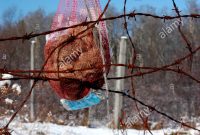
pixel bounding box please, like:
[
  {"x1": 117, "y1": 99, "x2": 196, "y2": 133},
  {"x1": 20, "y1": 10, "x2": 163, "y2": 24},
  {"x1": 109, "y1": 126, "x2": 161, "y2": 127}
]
[{"x1": 44, "y1": 0, "x2": 110, "y2": 109}]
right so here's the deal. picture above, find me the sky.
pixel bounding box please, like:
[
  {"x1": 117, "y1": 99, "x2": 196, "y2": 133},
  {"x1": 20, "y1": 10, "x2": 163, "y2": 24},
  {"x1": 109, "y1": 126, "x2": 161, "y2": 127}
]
[{"x1": 0, "y1": 0, "x2": 199, "y2": 24}]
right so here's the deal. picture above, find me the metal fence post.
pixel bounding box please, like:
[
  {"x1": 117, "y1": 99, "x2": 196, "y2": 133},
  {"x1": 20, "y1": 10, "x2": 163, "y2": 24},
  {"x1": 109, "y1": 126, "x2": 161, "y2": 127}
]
[{"x1": 114, "y1": 36, "x2": 127, "y2": 128}]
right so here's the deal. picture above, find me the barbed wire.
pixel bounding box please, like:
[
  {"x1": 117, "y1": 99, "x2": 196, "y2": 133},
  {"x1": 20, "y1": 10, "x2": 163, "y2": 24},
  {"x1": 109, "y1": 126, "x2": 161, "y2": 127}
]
[
  {"x1": 0, "y1": 13, "x2": 199, "y2": 42},
  {"x1": 99, "y1": 88, "x2": 200, "y2": 132}
]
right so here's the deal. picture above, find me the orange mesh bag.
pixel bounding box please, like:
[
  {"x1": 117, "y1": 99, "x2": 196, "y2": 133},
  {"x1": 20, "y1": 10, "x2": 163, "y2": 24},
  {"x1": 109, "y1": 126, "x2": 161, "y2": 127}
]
[{"x1": 44, "y1": 0, "x2": 110, "y2": 102}]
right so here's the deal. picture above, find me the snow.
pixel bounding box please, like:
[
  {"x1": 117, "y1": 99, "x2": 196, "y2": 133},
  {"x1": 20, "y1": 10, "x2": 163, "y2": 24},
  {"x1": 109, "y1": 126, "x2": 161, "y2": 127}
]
[
  {"x1": 5, "y1": 123, "x2": 161, "y2": 135},
  {"x1": 0, "y1": 121, "x2": 198, "y2": 135},
  {"x1": 0, "y1": 74, "x2": 13, "y2": 88},
  {"x1": 12, "y1": 83, "x2": 21, "y2": 95},
  {"x1": 2, "y1": 74, "x2": 13, "y2": 79},
  {"x1": 0, "y1": 116, "x2": 199, "y2": 135},
  {"x1": 4, "y1": 98, "x2": 13, "y2": 104}
]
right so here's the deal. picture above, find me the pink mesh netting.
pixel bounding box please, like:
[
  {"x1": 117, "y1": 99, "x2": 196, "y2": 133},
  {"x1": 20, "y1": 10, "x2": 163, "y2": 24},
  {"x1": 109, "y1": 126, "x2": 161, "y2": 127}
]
[{"x1": 44, "y1": 0, "x2": 110, "y2": 100}]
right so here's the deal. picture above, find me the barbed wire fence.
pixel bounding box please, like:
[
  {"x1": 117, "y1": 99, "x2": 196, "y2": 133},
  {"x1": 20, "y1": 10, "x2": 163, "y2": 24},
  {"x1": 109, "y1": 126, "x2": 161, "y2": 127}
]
[{"x1": 0, "y1": 0, "x2": 200, "y2": 134}]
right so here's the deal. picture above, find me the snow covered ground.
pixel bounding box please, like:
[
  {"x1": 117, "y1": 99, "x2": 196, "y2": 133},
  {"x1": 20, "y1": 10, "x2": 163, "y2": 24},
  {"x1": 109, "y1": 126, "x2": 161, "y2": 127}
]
[{"x1": 0, "y1": 121, "x2": 199, "y2": 135}]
